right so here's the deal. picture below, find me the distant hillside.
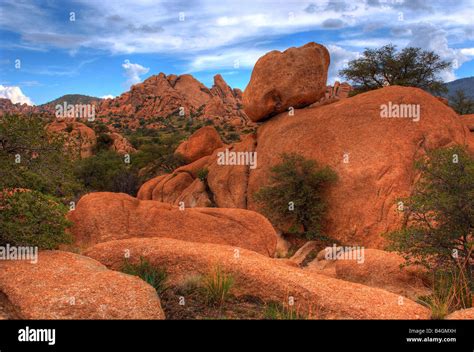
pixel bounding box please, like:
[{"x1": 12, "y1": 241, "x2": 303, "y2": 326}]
[
  {"x1": 41, "y1": 94, "x2": 101, "y2": 107},
  {"x1": 444, "y1": 77, "x2": 474, "y2": 100}
]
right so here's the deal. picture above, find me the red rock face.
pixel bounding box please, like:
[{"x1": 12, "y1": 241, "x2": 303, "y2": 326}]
[
  {"x1": 46, "y1": 121, "x2": 97, "y2": 158},
  {"x1": 243, "y1": 42, "x2": 330, "y2": 122},
  {"x1": 108, "y1": 132, "x2": 136, "y2": 155},
  {"x1": 461, "y1": 114, "x2": 474, "y2": 132},
  {"x1": 139, "y1": 86, "x2": 474, "y2": 248},
  {"x1": 247, "y1": 86, "x2": 474, "y2": 248},
  {"x1": 0, "y1": 98, "x2": 46, "y2": 116},
  {"x1": 68, "y1": 192, "x2": 278, "y2": 256},
  {"x1": 97, "y1": 73, "x2": 252, "y2": 127}
]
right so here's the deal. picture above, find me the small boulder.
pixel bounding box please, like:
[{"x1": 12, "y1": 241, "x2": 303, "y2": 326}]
[{"x1": 174, "y1": 126, "x2": 224, "y2": 163}]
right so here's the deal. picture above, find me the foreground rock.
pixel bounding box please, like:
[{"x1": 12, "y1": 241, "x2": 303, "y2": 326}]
[
  {"x1": 174, "y1": 126, "x2": 224, "y2": 163},
  {"x1": 332, "y1": 249, "x2": 429, "y2": 299},
  {"x1": 69, "y1": 192, "x2": 277, "y2": 256},
  {"x1": 243, "y1": 42, "x2": 329, "y2": 121},
  {"x1": 0, "y1": 251, "x2": 164, "y2": 319},
  {"x1": 248, "y1": 86, "x2": 474, "y2": 247},
  {"x1": 84, "y1": 237, "x2": 429, "y2": 319},
  {"x1": 446, "y1": 308, "x2": 474, "y2": 320}
]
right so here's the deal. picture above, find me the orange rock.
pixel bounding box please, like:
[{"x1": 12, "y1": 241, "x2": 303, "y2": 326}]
[
  {"x1": 108, "y1": 132, "x2": 136, "y2": 154},
  {"x1": 247, "y1": 86, "x2": 474, "y2": 247},
  {"x1": 0, "y1": 251, "x2": 164, "y2": 319},
  {"x1": 461, "y1": 114, "x2": 474, "y2": 132},
  {"x1": 68, "y1": 192, "x2": 278, "y2": 256},
  {"x1": 446, "y1": 308, "x2": 474, "y2": 319},
  {"x1": 174, "y1": 126, "x2": 224, "y2": 163},
  {"x1": 333, "y1": 249, "x2": 429, "y2": 299},
  {"x1": 46, "y1": 121, "x2": 96, "y2": 158},
  {"x1": 84, "y1": 237, "x2": 430, "y2": 319},
  {"x1": 243, "y1": 42, "x2": 330, "y2": 121}
]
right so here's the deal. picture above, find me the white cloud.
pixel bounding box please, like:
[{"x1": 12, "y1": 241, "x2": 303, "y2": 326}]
[
  {"x1": 327, "y1": 44, "x2": 360, "y2": 83},
  {"x1": 100, "y1": 94, "x2": 115, "y2": 99},
  {"x1": 0, "y1": 85, "x2": 34, "y2": 105},
  {"x1": 122, "y1": 59, "x2": 149, "y2": 88},
  {"x1": 186, "y1": 48, "x2": 268, "y2": 72}
]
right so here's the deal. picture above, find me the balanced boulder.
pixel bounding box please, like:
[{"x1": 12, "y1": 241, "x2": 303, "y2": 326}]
[{"x1": 243, "y1": 42, "x2": 330, "y2": 121}]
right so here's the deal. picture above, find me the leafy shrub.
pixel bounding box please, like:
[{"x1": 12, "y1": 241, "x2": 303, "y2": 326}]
[
  {"x1": 253, "y1": 153, "x2": 337, "y2": 239},
  {"x1": 0, "y1": 190, "x2": 72, "y2": 249},
  {"x1": 121, "y1": 257, "x2": 169, "y2": 295},
  {"x1": 197, "y1": 168, "x2": 209, "y2": 182}
]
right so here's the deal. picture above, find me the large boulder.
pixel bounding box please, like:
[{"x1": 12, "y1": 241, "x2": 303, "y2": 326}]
[
  {"x1": 0, "y1": 251, "x2": 164, "y2": 319},
  {"x1": 84, "y1": 237, "x2": 430, "y2": 319},
  {"x1": 243, "y1": 42, "x2": 330, "y2": 122},
  {"x1": 108, "y1": 132, "x2": 136, "y2": 155},
  {"x1": 174, "y1": 126, "x2": 224, "y2": 163},
  {"x1": 333, "y1": 249, "x2": 429, "y2": 299},
  {"x1": 247, "y1": 86, "x2": 474, "y2": 247},
  {"x1": 68, "y1": 192, "x2": 278, "y2": 256}
]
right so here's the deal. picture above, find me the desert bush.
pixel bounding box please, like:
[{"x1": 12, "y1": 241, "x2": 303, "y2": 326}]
[
  {"x1": 0, "y1": 114, "x2": 82, "y2": 198},
  {"x1": 0, "y1": 189, "x2": 72, "y2": 249},
  {"x1": 385, "y1": 146, "x2": 473, "y2": 309},
  {"x1": 263, "y1": 302, "x2": 307, "y2": 320},
  {"x1": 74, "y1": 150, "x2": 139, "y2": 195},
  {"x1": 202, "y1": 266, "x2": 234, "y2": 306},
  {"x1": 253, "y1": 153, "x2": 337, "y2": 239},
  {"x1": 121, "y1": 257, "x2": 169, "y2": 295}
]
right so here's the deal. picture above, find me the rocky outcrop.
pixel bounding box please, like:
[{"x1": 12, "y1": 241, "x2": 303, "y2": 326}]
[
  {"x1": 138, "y1": 134, "x2": 256, "y2": 209},
  {"x1": 0, "y1": 251, "x2": 164, "y2": 319},
  {"x1": 68, "y1": 192, "x2": 278, "y2": 256},
  {"x1": 174, "y1": 126, "x2": 224, "y2": 163},
  {"x1": 84, "y1": 237, "x2": 430, "y2": 319},
  {"x1": 247, "y1": 86, "x2": 474, "y2": 247},
  {"x1": 97, "y1": 73, "x2": 251, "y2": 127},
  {"x1": 108, "y1": 132, "x2": 136, "y2": 154},
  {"x1": 46, "y1": 121, "x2": 96, "y2": 158},
  {"x1": 243, "y1": 42, "x2": 330, "y2": 121},
  {"x1": 310, "y1": 81, "x2": 352, "y2": 107}
]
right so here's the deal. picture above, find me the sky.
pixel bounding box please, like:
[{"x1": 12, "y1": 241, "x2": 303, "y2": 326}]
[{"x1": 0, "y1": 0, "x2": 473, "y2": 105}]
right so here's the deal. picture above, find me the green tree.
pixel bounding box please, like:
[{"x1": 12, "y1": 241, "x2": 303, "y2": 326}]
[
  {"x1": 340, "y1": 44, "x2": 451, "y2": 95},
  {"x1": 253, "y1": 153, "x2": 337, "y2": 239},
  {"x1": 384, "y1": 146, "x2": 473, "y2": 308},
  {"x1": 0, "y1": 114, "x2": 81, "y2": 198},
  {"x1": 0, "y1": 190, "x2": 72, "y2": 249},
  {"x1": 74, "y1": 150, "x2": 138, "y2": 195},
  {"x1": 450, "y1": 90, "x2": 474, "y2": 115}
]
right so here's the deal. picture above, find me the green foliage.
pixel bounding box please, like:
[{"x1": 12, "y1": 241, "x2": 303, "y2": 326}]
[
  {"x1": 253, "y1": 153, "x2": 337, "y2": 239},
  {"x1": 384, "y1": 146, "x2": 473, "y2": 308},
  {"x1": 121, "y1": 257, "x2": 169, "y2": 295},
  {"x1": 449, "y1": 90, "x2": 474, "y2": 115},
  {"x1": 74, "y1": 150, "x2": 138, "y2": 195},
  {"x1": 263, "y1": 302, "x2": 306, "y2": 320},
  {"x1": 0, "y1": 114, "x2": 82, "y2": 198},
  {"x1": 95, "y1": 133, "x2": 114, "y2": 153},
  {"x1": 340, "y1": 44, "x2": 451, "y2": 95},
  {"x1": 202, "y1": 266, "x2": 234, "y2": 306},
  {"x1": 197, "y1": 168, "x2": 209, "y2": 182},
  {"x1": 0, "y1": 190, "x2": 72, "y2": 249}
]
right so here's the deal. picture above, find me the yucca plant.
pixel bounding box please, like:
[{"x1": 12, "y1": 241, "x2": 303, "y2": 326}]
[{"x1": 202, "y1": 266, "x2": 234, "y2": 306}]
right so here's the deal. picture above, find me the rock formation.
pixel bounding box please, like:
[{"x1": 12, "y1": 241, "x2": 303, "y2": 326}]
[
  {"x1": 243, "y1": 42, "x2": 330, "y2": 121},
  {"x1": 68, "y1": 192, "x2": 278, "y2": 256},
  {"x1": 46, "y1": 120, "x2": 97, "y2": 158},
  {"x1": 0, "y1": 251, "x2": 165, "y2": 319},
  {"x1": 84, "y1": 237, "x2": 430, "y2": 319},
  {"x1": 174, "y1": 126, "x2": 224, "y2": 163}
]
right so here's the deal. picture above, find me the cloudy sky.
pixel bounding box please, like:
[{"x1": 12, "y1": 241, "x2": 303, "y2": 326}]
[{"x1": 0, "y1": 0, "x2": 473, "y2": 105}]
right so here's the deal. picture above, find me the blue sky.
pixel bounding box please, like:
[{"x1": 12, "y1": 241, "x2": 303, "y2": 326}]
[{"x1": 0, "y1": 0, "x2": 473, "y2": 105}]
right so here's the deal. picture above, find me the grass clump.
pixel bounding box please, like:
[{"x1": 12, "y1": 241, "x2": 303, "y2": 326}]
[
  {"x1": 202, "y1": 266, "x2": 234, "y2": 306},
  {"x1": 121, "y1": 257, "x2": 169, "y2": 295}
]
